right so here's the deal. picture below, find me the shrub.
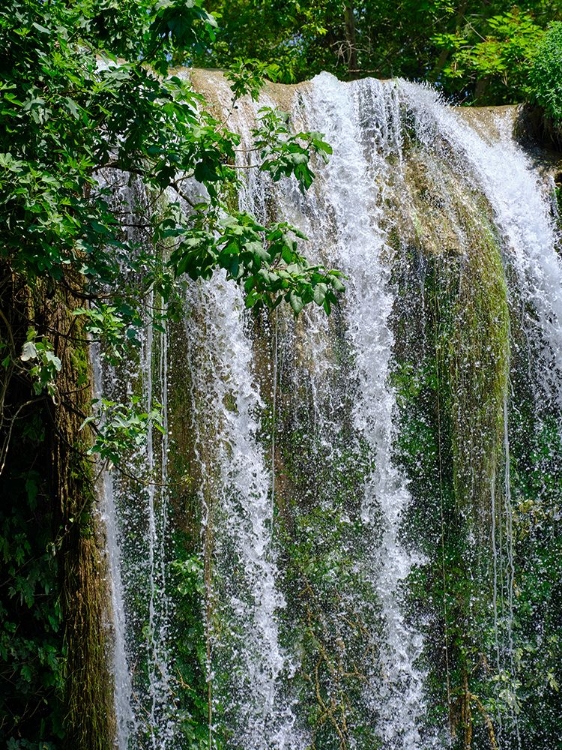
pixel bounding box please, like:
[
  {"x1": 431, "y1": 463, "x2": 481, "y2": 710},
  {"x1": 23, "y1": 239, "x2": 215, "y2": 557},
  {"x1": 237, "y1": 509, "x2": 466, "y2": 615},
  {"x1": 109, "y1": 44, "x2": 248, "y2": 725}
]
[{"x1": 528, "y1": 22, "x2": 562, "y2": 124}]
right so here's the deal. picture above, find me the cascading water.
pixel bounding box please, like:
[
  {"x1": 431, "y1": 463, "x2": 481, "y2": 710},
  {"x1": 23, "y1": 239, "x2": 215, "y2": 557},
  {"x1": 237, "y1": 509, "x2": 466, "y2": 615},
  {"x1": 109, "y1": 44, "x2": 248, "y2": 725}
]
[
  {"x1": 402, "y1": 83, "x2": 562, "y2": 405},
  {"x1": 101, "y1": 308, "x2": 179, "y2": 749},
  {"x1": 304, "y1": 75, "x2": 429, "y2": 749},
  {"x1": 103, "y1": 72, "x2": 562, "y2": 749},
  {"x1": 396, "y1": 84, "x2": 562, "y2": 747},
  {"x1": 181, "y1": 273, "x2": 298, "y2": 749},
  {"x1": 241, "y1": 73, "x2": 433, "y2": 748},
  {"x1": 95, "y1": 173, "x2": 180, "y2": 748},
  {"x1": 222, "y1": 72, "x2": 431, "y2": 747},
  {"x1": 93, "y1": 351, "x2": 137, "y2": 748}
]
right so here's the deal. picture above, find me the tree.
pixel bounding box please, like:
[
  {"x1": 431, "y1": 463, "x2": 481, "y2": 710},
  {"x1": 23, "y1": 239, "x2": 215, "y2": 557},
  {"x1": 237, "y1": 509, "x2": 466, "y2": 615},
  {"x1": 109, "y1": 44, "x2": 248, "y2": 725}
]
[
  {"x1": 527, "y1": 21, "x2": 562, "y2": 126},
  {"x1": 0, "y1": 1, "x2": 343, "y2": 745},
  {"x1": 193, "y1": 0, "x2": 562, "y2": 103}
]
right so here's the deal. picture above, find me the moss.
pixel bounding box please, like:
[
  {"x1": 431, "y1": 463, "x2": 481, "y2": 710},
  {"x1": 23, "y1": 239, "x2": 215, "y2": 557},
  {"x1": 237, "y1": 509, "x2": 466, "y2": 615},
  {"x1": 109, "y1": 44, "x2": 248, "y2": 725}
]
[
  {"x1": 49, "y1": 288, "x2": 115, "y2": 750},
  {"x1": 498, "y1": 262, "x2": 562, "y2": 748},
  {"x1": 392, "y1": 140, "x2": 511, "y2": 539},
  {"x1": 64, "y1": 535, "x2": 115, "y2": 750},
  {"x1": 249, "y1": 306, "x2": 384, "y2": 749},
  {"x1": 389, "y1": 146, "x2": 512, "y2": 746},
  {"x1": 445, "y1": 221, "x2": 510, "y2": 537}
]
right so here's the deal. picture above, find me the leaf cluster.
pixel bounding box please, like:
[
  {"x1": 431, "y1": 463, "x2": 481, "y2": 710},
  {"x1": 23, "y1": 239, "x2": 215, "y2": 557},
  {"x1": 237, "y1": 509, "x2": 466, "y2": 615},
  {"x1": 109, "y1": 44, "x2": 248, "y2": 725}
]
[
  {"x1": 82, "y1": 397, "x2": 164, "y2": 468},
  {"x1": 432, "y1": 10, "x2": 545, "y2": 103},
  {"x1": 0, "y1": 419, "x2": 64, "y2": 745},
  {"x1": 0, "y1": 0, "x2": 342, "y2": 333},
  {"x1": 0, "y1": 0, "x2": 343, "y2": 428},
  {"x1": 527, "y1": 22, "x2": 562, "y2": 123},
  {"x1": 20, "y1": 330, "x2": 62, "y2": 401}
]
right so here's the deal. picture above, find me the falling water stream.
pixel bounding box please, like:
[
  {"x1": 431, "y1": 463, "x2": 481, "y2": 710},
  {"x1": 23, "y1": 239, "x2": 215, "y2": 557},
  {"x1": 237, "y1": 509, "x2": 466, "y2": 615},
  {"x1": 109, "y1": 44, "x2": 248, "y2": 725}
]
[
  {"x1": 102, "y1": 73, "x2": 562, "y2": 749},
  {"x1": 182, "y1": 274, "x2": 297, "y2": 749}
]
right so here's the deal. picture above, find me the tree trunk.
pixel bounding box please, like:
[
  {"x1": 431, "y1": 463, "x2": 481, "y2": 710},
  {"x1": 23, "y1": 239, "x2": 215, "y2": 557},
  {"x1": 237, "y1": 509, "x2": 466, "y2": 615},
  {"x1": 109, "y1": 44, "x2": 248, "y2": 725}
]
[
  {"x1": 345, "y1": 0, "x2": 358, "y2": 76},
  {"x1": 49, "y1": 278, "x2": 116, "y2": 750}
]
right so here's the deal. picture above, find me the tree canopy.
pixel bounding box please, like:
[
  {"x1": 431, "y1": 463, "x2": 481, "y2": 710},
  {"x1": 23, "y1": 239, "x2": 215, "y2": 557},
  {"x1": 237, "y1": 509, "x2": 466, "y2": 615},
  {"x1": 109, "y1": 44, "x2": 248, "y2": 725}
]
[
  {"x1": 0, "y1": 0, "x2": 343, "y2": 335},
  {"x1": 194, "y1": 0, "x2": 562, "y2": 105}
]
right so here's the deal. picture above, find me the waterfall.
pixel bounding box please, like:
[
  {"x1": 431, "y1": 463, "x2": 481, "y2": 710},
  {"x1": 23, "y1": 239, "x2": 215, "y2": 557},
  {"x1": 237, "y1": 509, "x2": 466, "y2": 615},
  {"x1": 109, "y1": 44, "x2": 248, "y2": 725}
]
[
  {"x1": 257, "y1": 73, "x2": 432, "y2": 748},
  {"x1": 225, "y1": 72, "x2": 430, "y2": 746},
  {"x1": 102, "y1": 72, "x2": 562, "y2": 749},
  {"x1": 396, "y1": 82, "x2": 562, "y2": 745},
  {"x1": 400, "y1": 82, "x2": 562, "y2": 404},
  {"x1": 93, "y1": 351, "x2": 137, "y2": 748},
  {"x1": 182, "y1": 273, "x2": 298, "y2": 749},
  {"x1": 100, "y1": 311, "x2": 179, "y2": 749}
]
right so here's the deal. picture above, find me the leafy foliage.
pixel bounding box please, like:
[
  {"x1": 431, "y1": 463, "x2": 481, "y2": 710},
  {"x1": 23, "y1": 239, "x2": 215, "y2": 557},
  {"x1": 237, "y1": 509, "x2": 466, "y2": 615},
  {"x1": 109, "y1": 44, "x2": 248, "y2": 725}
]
[
  {"x1": 20, "y1": 331, "x2": 62, "y2": 400},
  {"x1": 432, "y1": 10, "x2": 544, "y2": 103},
  {"x1": 82, "y1": 397, "x2": 165, "y2": 467},
  {"x1": 193, "y1": 0, "x2": 562, "y2": 105},
  {"x1": 393, "y1": 240, "x2": 562, "y2": 748},
  {"x1": 0, "y1": 403, "x2": 64, "y2": 745},
  {"x1": 224, "y1": 58, "x2": 281, "y2": 101},
  {"x1": 0, "y1": 0, "x2": 342, "y2": 310},
  {"x1": 0, "y1": 0, "x2": 344, "y2": 745},
  {"x1": 527, "y1": 22, "x2": 562, "y2": 122},
  {"x1": 252, "y1": 108, "x2": 332, "y2": 190}
]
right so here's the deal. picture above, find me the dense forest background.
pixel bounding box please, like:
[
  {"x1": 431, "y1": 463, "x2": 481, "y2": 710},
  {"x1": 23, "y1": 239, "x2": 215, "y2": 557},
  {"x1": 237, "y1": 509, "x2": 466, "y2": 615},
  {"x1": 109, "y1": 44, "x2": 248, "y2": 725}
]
[
  {"x1": 1, "y1": 1, "x2": 562, "y2": 748},
  {"x1": 193, "y1": 0, "x2": 561, "y2": 104}
]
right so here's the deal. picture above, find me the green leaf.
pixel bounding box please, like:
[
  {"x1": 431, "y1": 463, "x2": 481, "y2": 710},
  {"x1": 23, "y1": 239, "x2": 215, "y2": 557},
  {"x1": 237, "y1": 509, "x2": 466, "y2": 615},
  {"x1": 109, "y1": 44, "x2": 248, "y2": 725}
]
[
  {"x1": 313, "y1": 283, "x2": 327, "y2": 305},
  {"x1": 21, "y1": 341, "x2": 37, "y2": 362},
  {"x1": 32, "y1": 22, "x2": 51, "y2": 35},
  {"x1": 289, "y1": 291, "x2": 304, "y2": 314}
]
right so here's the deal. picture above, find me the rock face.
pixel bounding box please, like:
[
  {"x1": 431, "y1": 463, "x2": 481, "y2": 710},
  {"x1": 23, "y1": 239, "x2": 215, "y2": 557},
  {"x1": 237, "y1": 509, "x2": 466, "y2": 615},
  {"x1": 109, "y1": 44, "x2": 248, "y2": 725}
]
[{"x1": 7, "y1": 72, "x2": 558, "y2": 750}]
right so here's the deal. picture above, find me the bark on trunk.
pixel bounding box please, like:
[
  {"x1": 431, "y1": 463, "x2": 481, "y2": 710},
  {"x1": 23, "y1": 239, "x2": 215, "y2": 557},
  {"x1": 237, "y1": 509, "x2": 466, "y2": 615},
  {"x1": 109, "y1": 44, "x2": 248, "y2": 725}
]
[{"x1": 49, "y1": 278, "x2": 115, "y2": 750}]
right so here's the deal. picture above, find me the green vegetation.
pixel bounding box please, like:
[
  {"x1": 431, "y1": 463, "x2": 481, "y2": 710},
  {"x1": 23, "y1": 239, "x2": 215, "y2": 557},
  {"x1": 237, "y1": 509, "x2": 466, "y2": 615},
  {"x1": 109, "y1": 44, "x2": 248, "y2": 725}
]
[
  {"x1": 528, "y1": 22, "x2": 562, "y2": 121},
  {"x1": 0, "y1": 0, "x2": 344, "y2": 745},
  {"x1": 193, "y1": 1, "x2": 562, "y2": 107},
  {"x1": 2, "y1": 0, "x2": 562, "y2": 748},
  {"x1": 272, "y1": 318, "x2": 383, "y2": 749},
  {"x1": 391, "y1": 165, "x2": 562, "y2": 747},
  {"x1": 0, "y1": 400, "x2": 65, "y2": 745},
  {"x1": 389, "y1": 150, "x2": 509, "y2": 744}
]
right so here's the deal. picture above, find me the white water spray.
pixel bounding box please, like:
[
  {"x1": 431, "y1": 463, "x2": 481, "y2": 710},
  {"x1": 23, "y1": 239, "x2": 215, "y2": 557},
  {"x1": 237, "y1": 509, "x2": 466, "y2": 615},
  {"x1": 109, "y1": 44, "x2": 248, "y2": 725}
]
[{"x1": 183, "y1": 273, "x2": 300, "y2": 749}]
